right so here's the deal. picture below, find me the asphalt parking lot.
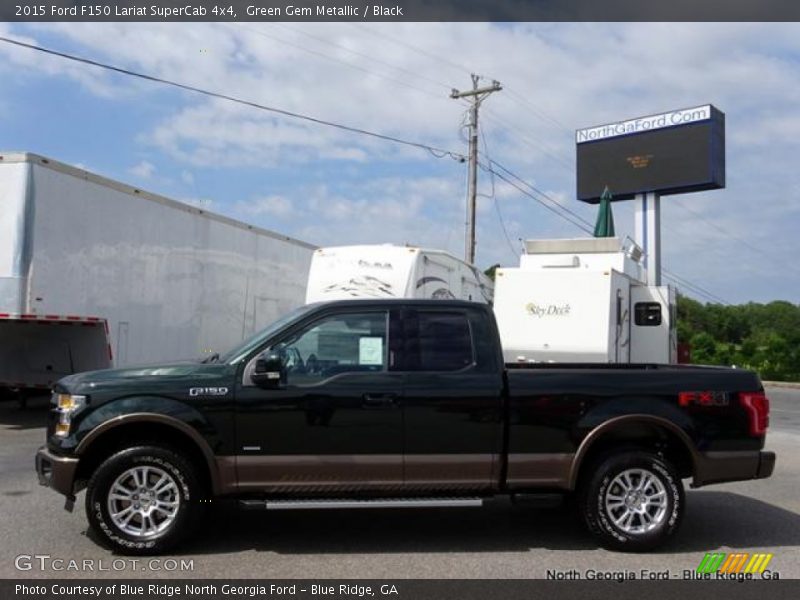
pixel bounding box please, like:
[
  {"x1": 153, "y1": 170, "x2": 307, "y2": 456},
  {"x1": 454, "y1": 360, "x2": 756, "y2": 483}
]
[{"x1": 1, "y1": 387, "x2": 798, "y2": 580}]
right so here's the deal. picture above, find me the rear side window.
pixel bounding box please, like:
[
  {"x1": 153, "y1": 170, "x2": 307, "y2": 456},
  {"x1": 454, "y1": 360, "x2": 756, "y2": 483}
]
[{"x1": 404, "y1": 311, "x2": 474, "y2": 371}]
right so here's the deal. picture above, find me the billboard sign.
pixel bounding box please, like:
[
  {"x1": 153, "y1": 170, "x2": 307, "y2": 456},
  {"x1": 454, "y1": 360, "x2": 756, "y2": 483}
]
[{"x1": 576, "y1": 105, "x2": 725, "y2": 203}]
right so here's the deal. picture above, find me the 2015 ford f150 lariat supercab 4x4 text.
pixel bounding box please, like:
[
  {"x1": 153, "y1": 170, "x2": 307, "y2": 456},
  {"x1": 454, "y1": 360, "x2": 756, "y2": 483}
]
[{"x1": 36, "y1": 300, "x2": 775, "y2": 554}]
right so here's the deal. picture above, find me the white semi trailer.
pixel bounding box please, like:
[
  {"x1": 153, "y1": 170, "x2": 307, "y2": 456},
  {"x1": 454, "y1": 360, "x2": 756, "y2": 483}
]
[
  {"x1": 305, "y1": 245, "x2": 494, "y2": 305},
  {"x1": 494, "y1": 237, "x2": 676, "y2": 364},
  {"x1": 0, "y1": 152, "x2": 315, "y2": 397}
]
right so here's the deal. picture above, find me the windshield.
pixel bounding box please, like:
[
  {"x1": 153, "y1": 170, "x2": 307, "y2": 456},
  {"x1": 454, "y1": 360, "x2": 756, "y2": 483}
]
[{"x1": 218, "y1": 304, "x2": 318, "y2": 364}]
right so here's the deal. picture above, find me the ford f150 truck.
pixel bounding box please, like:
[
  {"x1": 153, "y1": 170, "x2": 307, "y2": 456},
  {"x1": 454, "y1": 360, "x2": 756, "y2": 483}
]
[{"x1": 36, "y1": 300, "x2": 775, "y2": 554}]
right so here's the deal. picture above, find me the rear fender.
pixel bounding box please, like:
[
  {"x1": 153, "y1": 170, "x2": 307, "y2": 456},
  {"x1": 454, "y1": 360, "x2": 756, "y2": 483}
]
[{"x1": 569, "y1": 413, "x2": 699, "y2": 490}]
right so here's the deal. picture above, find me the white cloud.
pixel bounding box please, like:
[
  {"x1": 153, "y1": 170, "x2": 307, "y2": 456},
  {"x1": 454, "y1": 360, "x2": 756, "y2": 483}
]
[
  {"x1": 223, "y1": 176, "x2": 467, "y2": 257},
  {"x1": 4, "y1": 22, "x2": 800, "y2": 302},
  {"x1": 129, "y1": 160, "x2": 155, "y2": 179},
  {"x1": 237, "y1": 195, "x2": 295, "y2": 218}
]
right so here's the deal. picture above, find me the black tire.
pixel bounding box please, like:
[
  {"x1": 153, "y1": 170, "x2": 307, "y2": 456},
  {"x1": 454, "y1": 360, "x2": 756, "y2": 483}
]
[
  {"x1": 85, "y1": 445, "x2": 202, "y2": 555},
  {"x1": 579, "y1": 450, "x2": 684, "y2": 552}
]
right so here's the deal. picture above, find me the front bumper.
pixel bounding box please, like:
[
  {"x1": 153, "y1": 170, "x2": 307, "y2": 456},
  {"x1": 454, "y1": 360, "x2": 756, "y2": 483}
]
[
  {"x1": 35, "y1": 446, "x2": 79, "y2": 498},
  {"x1": 692, "y1": 450, "x2": 776, "y2": 488}
]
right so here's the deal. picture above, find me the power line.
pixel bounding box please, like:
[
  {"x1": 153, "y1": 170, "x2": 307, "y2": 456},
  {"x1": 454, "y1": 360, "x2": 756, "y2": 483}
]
[
  {"x1": 503, "y1": 86, "x2": 573, "y2": 134},
  {"x1": 327, "y1": 25, "x2": 758, "y2": 299},
  {"x1": 333, "y1": 30, "x2": 738, "y2": 303},
  {"x1": 481, "y1": 159, "x2": 731, "y2": 305},
  {"x1": 479, "y1": 123, "x2": 519, "y2": 260},
  {"x1": 480, "y1": 161, "x2": 594, "y2": 235},
  {"x1": 669, "y1": 198, "x2": 800, "y2": 276},
  {"x1": 347, "y1": 21, "x2": 576, "y2": 155},
  {"x1": 489, "y1": 159, "x2": 595, "y2": 231},
  {"x1": 349, "y1": 23, "x2": 472, "y2": 78},
  {"x1": 0, "y1": 35, "x2": 466, "y2": 163},
  {"x1": 331, "y1": 30, "x2": 582, "y2": 172},
  {"x1": 272, "y1": 23, "x2": 455, "y2": 92},
  {"x1": 662, "y1": 270, "x2": 730, "y2": 305},
  {"x1": 254, "y1": 27, "x2": 738, "y2": 304},
  {"x1": 484, "y1": 84, "x2": 771, "y2": 296},
  {"x1": 230, "y1": 24, "x2": 448, "y2": 102},
  {"x1": 1, "y1": 34, "x2": 732, "y2": 304},
  {"x1": 336, "y1": 27, "x2": 583, "y2": 166},
  {"x1": 489, "y1": 89, "x2": 772, "y2": 289},
  {"x1": 482, "y1": 108, "x2": 576, "y2": 173}
]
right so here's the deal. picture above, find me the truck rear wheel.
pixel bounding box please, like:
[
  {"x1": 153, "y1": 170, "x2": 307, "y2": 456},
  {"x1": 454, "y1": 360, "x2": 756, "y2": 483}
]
[
  {"x1": 85, "y1": 445, "x2": 202, "y2": 555},
  {"x1": 579, "y1": 450, "x2": 684, "y2": 552}
]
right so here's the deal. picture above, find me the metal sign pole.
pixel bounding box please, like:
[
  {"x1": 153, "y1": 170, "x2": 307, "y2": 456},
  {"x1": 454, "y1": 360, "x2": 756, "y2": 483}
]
[{"x1": 634, "y1": 192, "x2": 661, "y2": 286}]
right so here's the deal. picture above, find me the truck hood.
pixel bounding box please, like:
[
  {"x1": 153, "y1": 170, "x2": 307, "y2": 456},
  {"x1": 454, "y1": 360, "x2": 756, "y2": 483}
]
[{"x1": 55, "y1": 361, "x2": 233, "y2": 395}]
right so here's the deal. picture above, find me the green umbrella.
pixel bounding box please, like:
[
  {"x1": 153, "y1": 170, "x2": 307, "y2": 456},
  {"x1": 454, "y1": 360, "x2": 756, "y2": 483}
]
[{"x1": 593, "y1": 186, "x2": 615, "y2": 237}]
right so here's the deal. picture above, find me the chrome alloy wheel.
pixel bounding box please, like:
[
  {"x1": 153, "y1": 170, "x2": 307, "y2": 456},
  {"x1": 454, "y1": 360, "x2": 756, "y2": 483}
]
[
  {"x1": 107, "y1": 466, "x2": 181, "y2": 538},
  {"x1": 604, "y1": 468, "x2": 668, "y2": 534}
]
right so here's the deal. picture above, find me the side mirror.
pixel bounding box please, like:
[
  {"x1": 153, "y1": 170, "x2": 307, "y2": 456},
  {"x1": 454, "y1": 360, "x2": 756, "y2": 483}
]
[{"x1": 251, "y1": 353, "x2": 283, "y2": 388}]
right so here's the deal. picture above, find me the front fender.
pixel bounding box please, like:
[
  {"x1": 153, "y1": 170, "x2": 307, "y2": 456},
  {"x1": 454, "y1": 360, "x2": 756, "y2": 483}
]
[
  {"x1": 69, "y1": 399, "x2": 225, "y2": 495},
  {"x1": 66, "y1": 396, "x2": 218, "y2": 454}
]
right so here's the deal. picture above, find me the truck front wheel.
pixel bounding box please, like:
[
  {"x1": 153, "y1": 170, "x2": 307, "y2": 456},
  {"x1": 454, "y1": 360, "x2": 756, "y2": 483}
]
[
  {"x1": 85, "y1": 445, "x2": 202, "y2": 554},
  {"x1": 579, "y1": 451, "x2": 684, "y2": 552}
]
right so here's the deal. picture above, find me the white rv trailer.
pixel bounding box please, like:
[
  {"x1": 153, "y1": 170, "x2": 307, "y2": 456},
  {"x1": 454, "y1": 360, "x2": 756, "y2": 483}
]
[
  {"x1": 493, "y1": 237, "x2": 676, "y2": 364},
  {"x1": 305, "y1": 245, "x2": 494, "y2": 305},
  {"x1": 0, "y1": 152, "x2": 315, "y2": 394}
]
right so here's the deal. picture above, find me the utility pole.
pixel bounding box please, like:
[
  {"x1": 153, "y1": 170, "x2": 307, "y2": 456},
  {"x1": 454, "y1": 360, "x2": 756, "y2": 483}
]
[{"x1": 451, "y1": 74, "x2": 501, "y2": 264}]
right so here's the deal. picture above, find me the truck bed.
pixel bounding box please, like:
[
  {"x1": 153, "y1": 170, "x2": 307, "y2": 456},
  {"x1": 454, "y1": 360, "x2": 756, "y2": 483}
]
[{"x1": 506, "y1": 361, "x2": 762, "y2": 392}]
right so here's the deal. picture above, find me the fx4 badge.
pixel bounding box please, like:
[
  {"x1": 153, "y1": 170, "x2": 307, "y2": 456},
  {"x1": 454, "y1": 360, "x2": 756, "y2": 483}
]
[{"x1": 189, "y1": 387, "x2": 229, "y2": 397}]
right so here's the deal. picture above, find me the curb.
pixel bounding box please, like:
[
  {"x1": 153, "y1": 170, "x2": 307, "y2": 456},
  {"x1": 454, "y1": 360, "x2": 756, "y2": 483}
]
[{"x1": 763, "y1": 381, "x2": 800, "y2": 390}]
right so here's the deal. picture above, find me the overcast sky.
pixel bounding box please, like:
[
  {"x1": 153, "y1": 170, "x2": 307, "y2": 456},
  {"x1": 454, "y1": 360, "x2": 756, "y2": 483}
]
[{"x1": 1, "y1": 22, "x2": 799, "y2": 304}]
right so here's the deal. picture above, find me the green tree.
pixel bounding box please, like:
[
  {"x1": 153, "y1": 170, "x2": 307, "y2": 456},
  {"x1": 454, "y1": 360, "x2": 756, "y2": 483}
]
[
  {"x1": 676, "y1": 295, "x2": 705, "y2": 344},
  {"x1": 690, "y1": 332, "x2": 717, "y2": 365},
  {"x1": 676, "y1": 295, "x2": 800, "y2": 381}
]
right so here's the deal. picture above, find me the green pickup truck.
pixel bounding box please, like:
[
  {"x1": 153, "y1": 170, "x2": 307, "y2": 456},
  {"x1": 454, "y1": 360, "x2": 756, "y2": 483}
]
[{"x1": 37, "y1": 300, "x2": 774, "y2": 554}]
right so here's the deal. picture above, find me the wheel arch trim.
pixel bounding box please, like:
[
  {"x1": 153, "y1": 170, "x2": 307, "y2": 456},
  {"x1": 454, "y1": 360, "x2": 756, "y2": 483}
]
[
  {"x1": 75, "y1": 412, "x2": 222, "y2": 495},
  {"x1": 568, "y1": 413, "x2": 698, "y2": 490}
]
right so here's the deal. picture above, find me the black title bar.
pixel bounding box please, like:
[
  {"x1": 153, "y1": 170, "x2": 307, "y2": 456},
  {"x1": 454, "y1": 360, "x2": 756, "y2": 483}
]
[
  {"x1": 4, "y1": 580, "x2": 800, "y2": 600},
  {"x1": 2, "y1": 0, "x2": 800, "y2": 22}
]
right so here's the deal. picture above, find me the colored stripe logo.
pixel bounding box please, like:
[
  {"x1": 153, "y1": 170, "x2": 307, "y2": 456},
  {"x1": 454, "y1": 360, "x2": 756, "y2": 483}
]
[{"x1": 697, "y1": 553, "x2": 774, "y2": 574}]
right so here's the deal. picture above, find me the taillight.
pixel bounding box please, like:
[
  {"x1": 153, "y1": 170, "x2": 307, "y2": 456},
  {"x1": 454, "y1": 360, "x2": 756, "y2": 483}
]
[{"x1": 739, "y1": 392, "x2": 770, "y2": 436}]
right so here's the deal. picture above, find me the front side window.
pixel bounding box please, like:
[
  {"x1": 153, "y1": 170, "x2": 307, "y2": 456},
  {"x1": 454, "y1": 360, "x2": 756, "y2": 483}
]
[
  {"x1": 404, "y1": 311, "x2": 474, "y2": 372},
  {"x1": 272, "y1": 312, "x2": 388, "y2": 385}
]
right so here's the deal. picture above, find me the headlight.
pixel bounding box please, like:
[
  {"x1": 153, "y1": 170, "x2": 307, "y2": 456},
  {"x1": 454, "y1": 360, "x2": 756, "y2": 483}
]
[
  {"x1": 54, "y1": 393, "x2": 86, "y2": 411},
  {"x1": 52, "y1": 393, "x2": 87, "y2": 437}
]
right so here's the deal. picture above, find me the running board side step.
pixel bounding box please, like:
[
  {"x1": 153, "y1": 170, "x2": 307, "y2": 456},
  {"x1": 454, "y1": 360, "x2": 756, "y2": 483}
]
[{"x1": 240, "y1": 497, "x2": 485, "y2": 511}]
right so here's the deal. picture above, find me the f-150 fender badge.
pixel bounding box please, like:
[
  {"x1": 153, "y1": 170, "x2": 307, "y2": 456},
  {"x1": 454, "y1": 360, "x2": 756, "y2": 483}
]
[{"x1": 189, "y1": 387, "x2": 229, "y2": 397}]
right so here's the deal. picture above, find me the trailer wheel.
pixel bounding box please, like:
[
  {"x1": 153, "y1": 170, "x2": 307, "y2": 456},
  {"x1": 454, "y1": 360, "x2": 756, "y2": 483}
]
[
  {"x1": 579, "y1": 450, "x2": 684, "y2": 552},
  {"x1": 86, "y1": 445, "x2": 202, "y2": 555}
]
